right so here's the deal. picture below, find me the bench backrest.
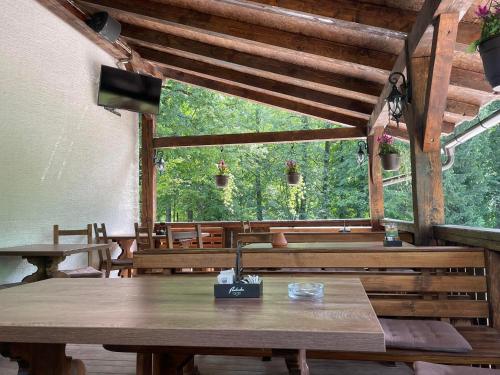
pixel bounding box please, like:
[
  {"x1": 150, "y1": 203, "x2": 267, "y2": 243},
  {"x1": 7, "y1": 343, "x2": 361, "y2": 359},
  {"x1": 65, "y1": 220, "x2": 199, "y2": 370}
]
[{"x1": 134, "y1": 247, "x2": 488, "y2": 323}]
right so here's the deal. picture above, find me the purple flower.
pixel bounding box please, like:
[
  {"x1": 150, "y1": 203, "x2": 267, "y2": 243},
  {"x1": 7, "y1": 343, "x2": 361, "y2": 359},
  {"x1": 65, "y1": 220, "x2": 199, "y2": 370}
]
[
  {"x1": 377, "y1": 133, "x2": 394, "y2": 145},
  {"x1": 475, "y1": 5, "x2": 490, "y2": 18}
]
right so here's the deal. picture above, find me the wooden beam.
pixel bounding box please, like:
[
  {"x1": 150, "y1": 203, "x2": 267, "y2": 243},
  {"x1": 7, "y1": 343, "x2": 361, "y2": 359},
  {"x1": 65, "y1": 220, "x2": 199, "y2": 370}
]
[
  {"x1": 368, "y1": 0, "x2": 474, "y2": 135},
  {"x1": 153, "y1": 128, "x2": 365, "y2": 149},
  {"x1": 78, "y1": 0, "x2": 489, "y2": 111},
  {"x1": 421, "y1": 13, "x2": 460, "y2": 152},
  {"x1": 245, "y1": 0, "x2": 480, "y2": 46},
  {"x1": 368, "y1": 127, "x2": 385, "y2": 230},
  {"x1": 136, "y1": 46, "x2": 374, "y2": 116},
  {"x1": 161, "y1": 67, "x2": 368, "y2": 127},
  {"x1": 78, "y1": 0, "x2": 397, "y2": 72},
  {"x1": 141, "y1": 115, "x2": 157, "y2": 226},
  {"x1": 121, "y1": 24, "x2": 383, "y2": 99},
  {"x1": 404, "y1": 12, "x2": 461, "y2": 245}
]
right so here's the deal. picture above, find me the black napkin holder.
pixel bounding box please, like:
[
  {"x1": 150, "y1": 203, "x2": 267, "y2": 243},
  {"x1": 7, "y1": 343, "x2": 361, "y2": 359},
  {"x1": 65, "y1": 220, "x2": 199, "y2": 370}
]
[
  {"x1": 214, "y1": 282, "x2": 263, "y2": 298},
  {"x1": 384, "y1": 239, "x2": 403, "y2": 247}
]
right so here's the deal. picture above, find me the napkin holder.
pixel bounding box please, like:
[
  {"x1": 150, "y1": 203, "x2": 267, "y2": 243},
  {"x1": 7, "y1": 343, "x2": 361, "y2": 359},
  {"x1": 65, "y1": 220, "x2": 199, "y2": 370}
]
[
  {"x1": 214, "y1": 282, "x2": 263, "y2": 298},
  {"x1": 214, "y1": 242, "x2": 263, "y2": 298},
  {"x1": 383, "y1": 239, "x2": 403, "y2": 247}
]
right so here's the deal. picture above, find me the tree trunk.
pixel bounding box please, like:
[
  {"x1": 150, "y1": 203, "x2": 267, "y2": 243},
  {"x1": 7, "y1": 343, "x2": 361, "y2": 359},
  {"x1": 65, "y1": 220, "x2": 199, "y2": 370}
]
[
  {"x1": 321, "y1": 141, "x2": 331, "y2": 219},
  {"x1": 166, "y1": 206, "x2": 172, "y2": 222},
  {"x1": 187, "y1": 209, "x2": 193, "y2": 222},
  {"x1": 255, "y1": 172, "x2": 263, "y2": 221}
]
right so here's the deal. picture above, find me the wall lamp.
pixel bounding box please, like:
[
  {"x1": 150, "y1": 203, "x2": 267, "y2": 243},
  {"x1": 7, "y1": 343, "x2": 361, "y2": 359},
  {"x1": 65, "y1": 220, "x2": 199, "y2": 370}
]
[
  {"x1": 153, "y1": 150, "x2": 165, "y2": 175},
  {"x1": 357, "y1": 141, "x2": 368, "y2": 165},
  {"x1": 386, "y1": 72, "x2": 410, "y2": 128}
]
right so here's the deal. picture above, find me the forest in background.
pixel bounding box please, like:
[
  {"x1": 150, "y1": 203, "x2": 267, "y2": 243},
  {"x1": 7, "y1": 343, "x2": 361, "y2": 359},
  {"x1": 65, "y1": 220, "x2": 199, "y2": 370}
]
[{"x1": 150, "y1": 81, "x2": 499, "y2": 229}]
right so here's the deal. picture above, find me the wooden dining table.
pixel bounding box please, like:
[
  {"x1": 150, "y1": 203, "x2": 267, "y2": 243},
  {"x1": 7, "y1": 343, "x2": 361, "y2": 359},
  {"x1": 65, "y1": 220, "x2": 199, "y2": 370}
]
[
  {"x1": 0, "y1": 276, "x2": 385, "y2": 374},
  {"x1": 0, "y1": 243, "x2": 110, "y2": 283}
]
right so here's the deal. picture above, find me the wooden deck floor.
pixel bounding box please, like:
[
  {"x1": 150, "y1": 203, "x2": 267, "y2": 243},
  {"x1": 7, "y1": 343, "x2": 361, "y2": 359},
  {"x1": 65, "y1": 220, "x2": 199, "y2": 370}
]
[{"x1": 0, "y1": 344, "x2": 414, "y2": 374}]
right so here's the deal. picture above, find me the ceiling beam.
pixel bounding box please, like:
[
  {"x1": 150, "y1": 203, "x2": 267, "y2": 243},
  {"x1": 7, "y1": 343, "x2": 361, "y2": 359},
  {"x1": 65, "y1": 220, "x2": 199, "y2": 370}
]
[
  {"x1": 137, "y1": 44, "x2": 474, "y2": 126},
  {"x1": 154, "y1": 127, "x2": 365, "y2": 148},
  {"x1": 160, "y1": 67, "x2": 368, "y2": 128},
  {"x1": 78, "y1": 0, "x2": 491, "y2": 96},
  {"x1": 244, "y1": 0, "x2": 480, "y2": 46},
  {"x1": 368, "y1": 0, "x2": 475, "y2": 135},
  {"x1": 121, "y1": 24, "x2": 383, "y2": 100},
  {"x1": 136, "y1": 46, "x2": 374, "y2": 117}
]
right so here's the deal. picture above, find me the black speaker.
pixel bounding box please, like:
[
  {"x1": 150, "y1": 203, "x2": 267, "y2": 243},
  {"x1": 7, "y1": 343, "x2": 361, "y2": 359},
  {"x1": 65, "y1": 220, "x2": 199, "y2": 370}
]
[{"x1": 86, "y1": 12, "x2": 121, "y2": 43}]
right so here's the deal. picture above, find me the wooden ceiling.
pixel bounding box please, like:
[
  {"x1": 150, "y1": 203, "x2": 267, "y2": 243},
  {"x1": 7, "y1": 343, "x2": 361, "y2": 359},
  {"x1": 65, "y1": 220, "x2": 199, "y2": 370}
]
[{"x1": 38, "y1": 0, "x2": 496, "y2": 141}]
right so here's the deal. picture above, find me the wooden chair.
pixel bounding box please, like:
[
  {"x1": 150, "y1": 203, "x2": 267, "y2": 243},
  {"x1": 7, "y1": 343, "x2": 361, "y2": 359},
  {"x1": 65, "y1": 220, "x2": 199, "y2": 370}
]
[
  {"x1": 241, "y1": 220, "x2": 252, "y2": 233},
  {"x1": 134, "y1": 223, "x2": 154, "y2": 251},
  {"x1": 94, "y1": 223, "x2": 133, "y2": 278},
  {"x1": 53, "y1": 224, "x2": 103, "y2": 278},
  {"x1": 163, "y1": 224, "x2": 204, "y2": 249}
]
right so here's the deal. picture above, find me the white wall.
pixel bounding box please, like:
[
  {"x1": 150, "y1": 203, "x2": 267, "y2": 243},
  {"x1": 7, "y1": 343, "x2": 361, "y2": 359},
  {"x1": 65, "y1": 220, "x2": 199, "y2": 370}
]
[{"x1": 0, "y1": 1, "x2": 139, "y2": 282}]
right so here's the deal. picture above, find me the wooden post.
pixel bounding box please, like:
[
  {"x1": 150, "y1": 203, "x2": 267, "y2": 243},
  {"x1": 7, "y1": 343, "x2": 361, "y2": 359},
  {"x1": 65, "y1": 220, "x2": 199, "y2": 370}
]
[
  {"x1": 486, "y1": 249, "x2": 500, "y2": 329},
  {"x1": 141, "y1": 114, "x2": 157, "y2": 226},
  {"x1": 405, "y1": 14, "x2": 459, "y2": 245},
  {"x1": 368, "y1": 128, "x2": 384, "y2": 231}
]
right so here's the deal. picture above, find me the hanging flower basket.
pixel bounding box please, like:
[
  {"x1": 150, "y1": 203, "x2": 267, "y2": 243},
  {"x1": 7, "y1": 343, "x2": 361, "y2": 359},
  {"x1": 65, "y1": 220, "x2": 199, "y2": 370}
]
[
  {"x1": 286, "y1": 172, "x2": 301, "y2": 185},
  {"x1": 285, "y1": 160, "x2": 301, "y2": 185},
  {"x1": 380, "y1": 153, "x2": 401, "y2": 171},
  {"x1": 215, "y1": 174, "x2": 229, "y2": 188},
  {"x1": 215, "y1": 160, "x2": 230, "y2": 188},
  {"x1": 378, "y1": 133, "x2": 401, "y2": 171},
  {"x1": 469, "y1": 3, "x2": 500, "y2": 92},
  {"x1": 479, "y1": 35, "x2": 500, "y2": 91}
]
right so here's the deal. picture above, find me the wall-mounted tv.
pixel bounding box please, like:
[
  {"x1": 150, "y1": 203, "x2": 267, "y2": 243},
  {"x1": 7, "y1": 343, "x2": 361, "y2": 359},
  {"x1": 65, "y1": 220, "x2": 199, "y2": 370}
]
[{"x1": 98, "y1": 65, "x2": 162, "y2": 115}]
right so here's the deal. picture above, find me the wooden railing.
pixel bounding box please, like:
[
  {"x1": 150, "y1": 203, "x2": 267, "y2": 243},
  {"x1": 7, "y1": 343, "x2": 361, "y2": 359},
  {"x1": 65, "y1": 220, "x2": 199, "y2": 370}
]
[
  {"x1": 432, "y1": 224, "x2": 500, "y2": 329},
  {"x1": 156, "y1": 219, "x2": 373, "y2": 247}
]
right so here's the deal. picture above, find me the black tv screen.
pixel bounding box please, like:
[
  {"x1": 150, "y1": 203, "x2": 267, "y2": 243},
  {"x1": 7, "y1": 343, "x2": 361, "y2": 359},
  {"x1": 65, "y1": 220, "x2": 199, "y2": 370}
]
[{"x1": 98, "y1": 65, "x2": 162, "y2": 114}]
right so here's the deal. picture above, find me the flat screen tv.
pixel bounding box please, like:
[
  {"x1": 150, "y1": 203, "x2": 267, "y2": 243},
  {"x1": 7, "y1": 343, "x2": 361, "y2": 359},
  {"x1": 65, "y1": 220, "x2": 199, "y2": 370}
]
[{"x1": 98, "y1": 65, "x2": 162, "y2": 114}]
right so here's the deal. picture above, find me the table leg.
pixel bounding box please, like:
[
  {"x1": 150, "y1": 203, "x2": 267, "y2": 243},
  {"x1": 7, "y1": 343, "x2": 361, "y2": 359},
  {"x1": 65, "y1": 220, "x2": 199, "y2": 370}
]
[
  {"x1": 153, "y1": 352, "x2": 193, "y2": 375},
  {"x1": 115, "y1": 239, "x2": 135, "y2": 277},
  {"x1": 0, "y1": 343, "x2": 85, "y2": 375},
  {"x1": 22, "y1": 256, "x2": 67, "y2": 282},
  {"x1": 273, "y1": 349, "x2": 309, "y2": 375},
  {"x1": 137, "y1": 353, "x2": 152, "y2": 375}
]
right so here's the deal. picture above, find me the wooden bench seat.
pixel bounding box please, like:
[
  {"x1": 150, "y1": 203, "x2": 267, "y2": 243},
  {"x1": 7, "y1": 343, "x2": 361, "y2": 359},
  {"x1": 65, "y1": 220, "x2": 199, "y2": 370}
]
[
  {"x1": 309, "y1": 326, "x2": 500, "y2": 365},
  {"x1": 116, "y1": 245, "x2": 500, "y2": 372}
]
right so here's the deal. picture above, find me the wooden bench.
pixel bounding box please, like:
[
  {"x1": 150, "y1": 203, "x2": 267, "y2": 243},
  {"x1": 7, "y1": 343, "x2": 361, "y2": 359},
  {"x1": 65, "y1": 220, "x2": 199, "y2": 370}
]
[{"x1": 121, "y1": 246, "x2": 500, "y2": 372}]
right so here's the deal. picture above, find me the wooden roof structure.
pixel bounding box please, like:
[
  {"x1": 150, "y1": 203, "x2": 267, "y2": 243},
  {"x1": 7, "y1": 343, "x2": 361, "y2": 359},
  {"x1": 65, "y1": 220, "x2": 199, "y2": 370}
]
[{"x1": 38, "y1": 0, "x2": 496, "y2": 245}]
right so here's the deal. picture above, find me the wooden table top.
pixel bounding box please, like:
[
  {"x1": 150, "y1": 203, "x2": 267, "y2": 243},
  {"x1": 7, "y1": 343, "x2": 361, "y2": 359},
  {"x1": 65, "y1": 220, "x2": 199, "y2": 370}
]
[
  {"x1": 0, "y1": 276, "x2": 385, "y2": 352},
  {"x1": 243, "y1": 241, "x2": 415, "y2": 250},
  {"x1": 0, "y1": 243, "x2": 110, "y2": 257}
]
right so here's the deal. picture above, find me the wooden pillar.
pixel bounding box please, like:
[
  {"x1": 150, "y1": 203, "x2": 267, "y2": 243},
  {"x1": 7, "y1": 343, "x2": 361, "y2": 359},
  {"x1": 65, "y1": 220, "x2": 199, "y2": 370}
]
[
  {"x1": 486, "y1": 249, "x2": 500, "y2": 329},
  {"x1": 368, "y1": 128, "x2": 384, "y2": 231},
  {"x1": 405, "y1": 13, "x2": 458, "y2": 245},
  {"x1": 141, "y1": 114, "x2": 157, "y2": 226}
]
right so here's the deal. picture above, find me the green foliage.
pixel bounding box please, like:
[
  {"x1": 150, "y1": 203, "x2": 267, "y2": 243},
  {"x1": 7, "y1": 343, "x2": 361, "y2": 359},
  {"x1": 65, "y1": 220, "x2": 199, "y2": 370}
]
[{"x1": 154, "y1": 81, "x2": 498, "y2": 229}]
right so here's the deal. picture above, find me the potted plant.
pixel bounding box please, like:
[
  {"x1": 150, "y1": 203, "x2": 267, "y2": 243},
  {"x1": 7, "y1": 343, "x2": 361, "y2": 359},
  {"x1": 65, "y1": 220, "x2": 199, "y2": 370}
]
[
  {"x1": 285, "y1": 159, "x2": 301, "y2": 185},
  {"x1": 469, "y1": 2, "x2": 500, "y2": 91},
  {"x1": 215, "y1": 159, "x2": 229, "y2": 188},
  {"x1": 377, "y1": 133, "x2": 401, "y2": 171}
]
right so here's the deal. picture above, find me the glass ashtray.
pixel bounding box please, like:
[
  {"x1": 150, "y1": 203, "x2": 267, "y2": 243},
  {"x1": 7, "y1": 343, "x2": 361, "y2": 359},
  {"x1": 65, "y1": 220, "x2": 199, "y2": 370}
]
[{"x1": 288, "y1": 282, "x2": 324, "y2": 300}]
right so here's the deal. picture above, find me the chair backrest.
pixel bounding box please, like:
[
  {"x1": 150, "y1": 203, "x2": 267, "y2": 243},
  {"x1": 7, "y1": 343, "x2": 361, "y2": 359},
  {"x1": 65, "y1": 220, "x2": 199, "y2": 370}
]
[
  {"x1": 241, "y1": 221, "x2": 252, "y2": 233},
  {"x1": 135, "y1": 222, "x2": 154, "y2": 251},
  {"x1": 53, "y1": 224, "x2": 92, "y2": 244},
  {"x1": 93, "y1": 223, "x2": 112, "y2": 263}
]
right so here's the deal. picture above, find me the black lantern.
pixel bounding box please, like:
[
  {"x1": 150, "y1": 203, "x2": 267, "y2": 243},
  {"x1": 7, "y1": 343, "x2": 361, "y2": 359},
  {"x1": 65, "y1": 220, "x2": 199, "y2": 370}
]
[
  {"x1": 387, "y1": 72, "x2": 408, "y2": 127},
  {"x1": 153, "y1": 150, "x2": 165, "y2": 175},
  {"x1": 357, "y1": 141, "x2": 368, "y2": 165}
]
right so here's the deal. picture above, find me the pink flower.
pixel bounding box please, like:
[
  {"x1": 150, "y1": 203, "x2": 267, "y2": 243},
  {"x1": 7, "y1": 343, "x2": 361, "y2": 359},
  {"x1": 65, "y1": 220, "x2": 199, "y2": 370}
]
[
  {"x1": 475, "y1": 5, "x2": 490, "y2": 18},
  {"x1": 377, "y1": 133, "x2": 394, "y2": 145}
]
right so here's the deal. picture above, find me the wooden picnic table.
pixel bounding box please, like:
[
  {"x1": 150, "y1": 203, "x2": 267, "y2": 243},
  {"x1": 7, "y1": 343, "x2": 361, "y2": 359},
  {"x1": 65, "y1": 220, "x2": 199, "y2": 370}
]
[
  {"x1": 0, "y1": 244, "x2": 109, "y2": 283},
  {"x1": 0, "y1": 276, "x2": 385, "y2": 374}
]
